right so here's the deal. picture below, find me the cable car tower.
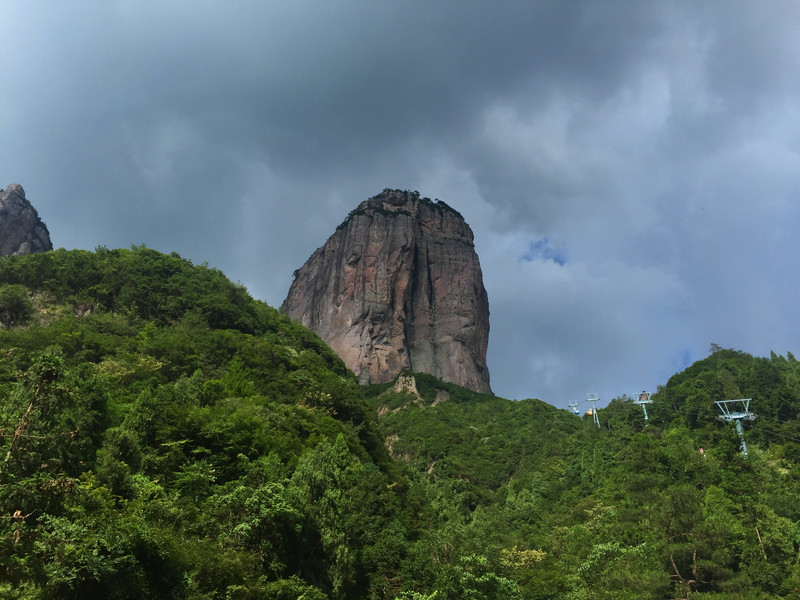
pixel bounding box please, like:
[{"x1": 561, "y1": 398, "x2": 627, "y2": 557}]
[
  {"x1": 633, "y1": 391, "x2": 653, "y2": 424},
  {"x1": 568, "y1": 401, "x2": 580, "y2": 416},
  {"x1": 714, "y1": 398, "x2": 757, "y2": 457},
  {"x1": 586, "y1": 393, "x2": 600, "y2": 428}
]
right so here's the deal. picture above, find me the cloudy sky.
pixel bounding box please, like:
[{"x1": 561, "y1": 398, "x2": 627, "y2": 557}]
[{"x1": 3, "y1": 1, "x2": 800, "y2": 408}]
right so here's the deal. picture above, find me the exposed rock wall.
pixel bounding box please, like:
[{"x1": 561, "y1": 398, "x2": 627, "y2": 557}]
[
  {"x1": 0, "y1": 184, "x2": 52, "y2": 255},
  {"x1": 283, "y1": 189, "x2": 491, "y2": 393}
]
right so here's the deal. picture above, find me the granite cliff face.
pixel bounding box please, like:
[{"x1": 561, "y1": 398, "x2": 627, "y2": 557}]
[
  {"x1": 0, "y1": 184, "x2": 52, "y2": 255},
  {"x1": 283, "y1": 189, "x2": 491, "y2": 393}
]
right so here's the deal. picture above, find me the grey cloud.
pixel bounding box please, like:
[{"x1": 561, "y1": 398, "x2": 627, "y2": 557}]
[{"x1": 3, "y1": 1, "x2": 800, "y2": 406}]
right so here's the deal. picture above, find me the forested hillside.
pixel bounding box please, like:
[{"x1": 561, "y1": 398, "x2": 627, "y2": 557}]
[
  {"x1": 0, "y1": 248, "x2": 798, "y2": 599},
  {"x1": 0, "y1": 247, "x2": 403, "y2": 599},
  {"x1": 366, "y1": 357, "x2": 800, "y2": 599}
]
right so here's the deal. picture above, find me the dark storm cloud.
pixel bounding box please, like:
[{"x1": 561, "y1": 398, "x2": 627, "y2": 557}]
[{"x1": 3, "y1": 1, "x2": 800, "y2": 406}]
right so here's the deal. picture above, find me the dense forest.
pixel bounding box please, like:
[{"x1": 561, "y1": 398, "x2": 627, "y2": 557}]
[{"x1": 0, "y1": 247, "x2": 798, "y2": 599}]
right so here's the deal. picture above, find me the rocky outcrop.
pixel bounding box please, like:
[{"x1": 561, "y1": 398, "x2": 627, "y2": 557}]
[
  {"x1": 283, "y1": 189, "x2": 491, "y2": 393},
  {"x1": 393, "y1": 374, "x2": 421, "y2": 398},
  {"x1": 0, "y1": 184, "x2": 52, "y2": 255}
]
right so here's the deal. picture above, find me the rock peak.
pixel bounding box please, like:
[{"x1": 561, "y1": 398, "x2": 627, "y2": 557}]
[
  {"x1": 0, "y1": 184, "x2": 53, "y2": 255},
  {"x1": 5, "y1": 183, "x2": 25, "y2": 197},
  {"x1": 284, "y1": 189, "x2": 491, "y2": 394}
]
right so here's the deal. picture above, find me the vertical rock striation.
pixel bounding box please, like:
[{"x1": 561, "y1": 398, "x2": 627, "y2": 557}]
[
  {"x1": 0, "y1": 184, "x2": 53, "y2": 255},
  {"x1": 283, "y1": 189, "x2": 491, "y2": 393}
]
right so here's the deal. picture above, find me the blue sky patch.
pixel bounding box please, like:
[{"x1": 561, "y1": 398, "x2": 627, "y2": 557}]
[{"x1": 521, "y1": 237, "x2": 566, "y2": 266}]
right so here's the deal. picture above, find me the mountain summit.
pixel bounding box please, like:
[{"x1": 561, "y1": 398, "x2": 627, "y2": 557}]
[
  {"x1": 283, "y1": 189, "x2": 491, "y2": 393},
  {"x1": 0, "y1": 184, "x2": 52, "y2": 255}
]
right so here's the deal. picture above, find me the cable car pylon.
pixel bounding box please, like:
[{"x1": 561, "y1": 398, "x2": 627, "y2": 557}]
[
  {"x1": 633, "y1": 391, "x2": 653, "y2": 425},
  {"x1": 715, "y1": 398, "x2": 757, "y2": 457}
]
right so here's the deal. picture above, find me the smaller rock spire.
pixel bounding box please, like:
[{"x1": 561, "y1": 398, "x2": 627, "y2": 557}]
[{"x1": 0, "y1": 184, "x2": 53, "y2": 255}]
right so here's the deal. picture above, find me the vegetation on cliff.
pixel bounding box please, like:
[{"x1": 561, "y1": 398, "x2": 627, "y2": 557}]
[
  {"x1": 0, "y1": 247, "x2": 799, "y2": 599},
  {"x1": 335, "y1": 190, "x2": 465, "y2": 232}
]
